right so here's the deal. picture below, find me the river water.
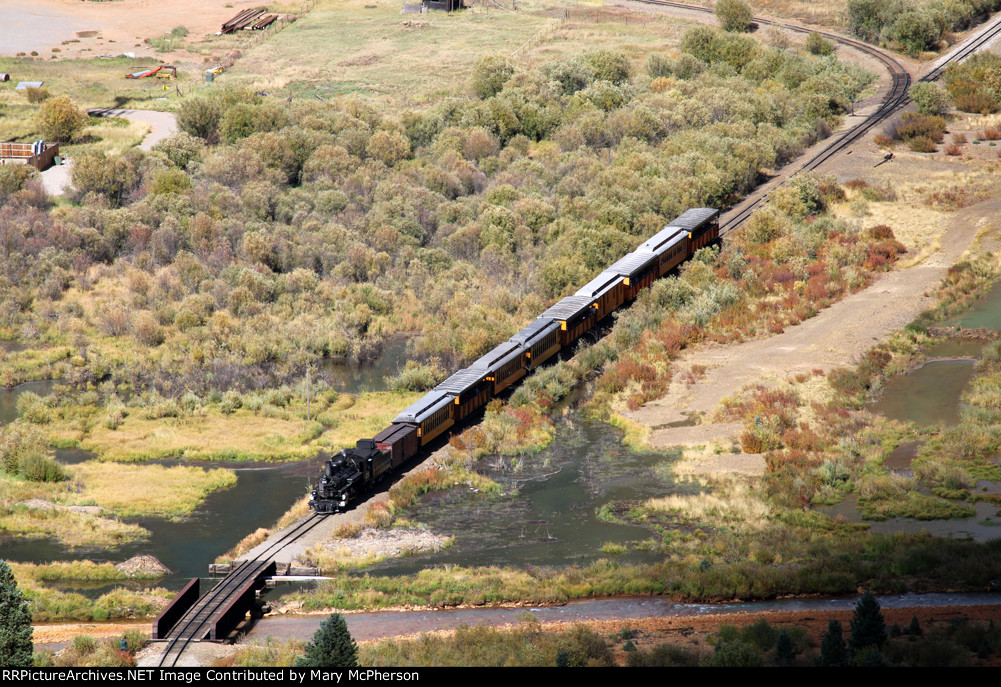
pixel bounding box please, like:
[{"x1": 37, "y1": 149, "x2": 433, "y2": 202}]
[{"x1": 365, "y1": 416, "x2": 687, "y2": 576}]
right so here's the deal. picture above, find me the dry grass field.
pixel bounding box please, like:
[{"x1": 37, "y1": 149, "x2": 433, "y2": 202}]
[{"x1": 225, "y1": 0, "x2": 698, "y2": 106}]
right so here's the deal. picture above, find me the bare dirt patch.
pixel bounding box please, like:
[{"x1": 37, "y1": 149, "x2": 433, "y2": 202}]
[
  {"x1": 16, "y1": 498, "x2": 102, "y2": 515},
  {"x1": 0, "y1": 0, "x2": 263, "y2": 59},
  {"x1": 306, "y1": 527, "x2": 451, "y2": 567},
  {"x1": 625, "y1": 185, "x2": 991, "y2": 453},
  {"x1": 338, "y1": 53, "x2": 381, "y2": 67}
]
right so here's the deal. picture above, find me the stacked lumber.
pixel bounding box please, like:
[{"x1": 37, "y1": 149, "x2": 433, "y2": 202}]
[
  {"x1": 252, "y1": 14, "x2": 278, "y2": 30},
  {"x1": 221, "y1": 8, "x2": 266, "y2": 33}
]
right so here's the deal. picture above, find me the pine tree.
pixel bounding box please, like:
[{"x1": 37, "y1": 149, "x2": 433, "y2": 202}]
[
  {"x1": 295, "y1": 613, "x2": 358, "y2": 667},
  {"x1": 818, "y1": 619, "x2": 848, "y2": 667},
  {"x1": 0, "y1": 559, "x2": 33, "y2": 667},
  {"x1": 849, "y1": 592, "x2": 887, "y2": 654},
  {"x1": 774, "y1": 630, "x2": 799, "y2": 665}
]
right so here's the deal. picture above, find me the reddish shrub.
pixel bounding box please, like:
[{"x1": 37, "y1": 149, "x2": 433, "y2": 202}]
[{"x1": 866, "y1": 224, "x2": 894, "y2": 240}]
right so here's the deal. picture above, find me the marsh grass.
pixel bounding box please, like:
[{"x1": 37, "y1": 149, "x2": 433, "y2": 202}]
[
  {"x1": 215, "y1": 495, "x2": 311, "y2": 563},
  {"x1": 75, "y1": 408, "x2": 324, "y2": 462},
  {"x1": 0, "y1": 471, "x2": 149, "y2": 547},
  {"x1": 860, "y1": 490, "x2": 977, "y2": 521},
  {"x1": 215, "y1": 527, "x2": 269, "y2": 563},
  {"x1": 605, "y1": 413, "x2": 651, "y2": 451},
  {"x1": 0, "y1": 347, "x2": 74, "y2": 387},
  {"x1": 291, "y1": 528, "x2": 1001, "y2": 611},
  {"x1": 11, "y1": 560, "x2": 154, "y2": 583},
  {"x1": 644, "y1": 478, "x2": 772, "y2": 529},
  {"x1": 68, "y1": 462, "x2": 235, "y2": 517},
  {"x1": 17, "y1": 571, "x2": 171, "y2": 622}
]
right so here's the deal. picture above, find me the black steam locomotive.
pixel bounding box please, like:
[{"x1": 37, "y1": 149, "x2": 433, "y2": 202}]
[{"x1": 309, "y1": 207, "x2": 720, "y2": 513}]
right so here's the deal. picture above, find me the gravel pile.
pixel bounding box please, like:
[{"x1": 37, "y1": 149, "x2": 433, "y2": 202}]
[
  {"x1": 115, "y1": 555, "x2": 171, "y2": 577},
  {"x1": 315, "y1": 527, "x2": 451, "y2": 560}
]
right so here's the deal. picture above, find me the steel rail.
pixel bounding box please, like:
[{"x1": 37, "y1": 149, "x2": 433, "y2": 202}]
[
  {"x1": 623, "y1": 1, "x2": 1001, "y2": 234},
  {"x1": 157, "y1": 513, "x2": 327, "y2": 666}
]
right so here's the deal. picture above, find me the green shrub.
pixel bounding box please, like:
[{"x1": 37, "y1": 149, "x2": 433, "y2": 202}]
[
  {"x1": 18, "y1": 452, "x2": 66, "y2": 482},
  {"x1": 954, "y1": 91, "x2": 999, "y2": 114},
  {"x1": 219, "y1": 103, "x2": 286, "y2": 143},
  {"x1": 0, "y1": 164, "x2": 37, "y2": 201},
  {"x1": 909, "y1": 82, "x2": 952, "y2": 116},
  {"x1": 892, "y1": 11, "x2": 940, "y2": 56},
  {"x1": 715, "y1": 0, "x2": 753, "y2": 33},
  {"x1": 907, "y1": 135, "x2": 937, "y2": 152},
  {"x1": 149, "y1": 168, "x2": 191, "y2": 195},
  {"x1": 36, "y1": 96, "x2": 88, "y2": 142},
  {"x1": 583, "y1": 49, "x2": 631, "y2": 84},
  {"x1": 388, "y1": 361, "x2": 447, "y2": 392},
  {"x1": 71, "y1": 151, "x2": 140, "y2": 208},
  {"x1": 805, "y1": 31, "x2": 834, "y2": 56},
  {"x1": 471, "y1": 55, "x2": 515, "y2": 99},
  {"x1": 845, "y1": 0, "x2": 888, "y2": 42},
  {"x1": 177, "y1": 97, "x2": 222, "y2": 143},
  {"x1": 24, "y1": 87, "x2": 49, "y2": 103}
]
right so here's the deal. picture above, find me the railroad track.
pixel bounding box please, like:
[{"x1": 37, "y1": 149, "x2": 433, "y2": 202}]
[
  {"x1": 157, "y1": 513, "x2": 327, "y2": 667},
  {"x1": 626, "y1": 1, "x2": 1001, "y2": 235}
]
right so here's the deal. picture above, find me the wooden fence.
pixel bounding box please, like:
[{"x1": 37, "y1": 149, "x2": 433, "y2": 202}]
[{"x1": 0, "y1": 142, "x2": 59, "y2": 171}]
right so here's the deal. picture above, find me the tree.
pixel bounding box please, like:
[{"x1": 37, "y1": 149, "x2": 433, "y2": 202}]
[
  {"x1": 715, "y1": 0, "x2": 753, "y2": 33},
  {"x1": 295, "y1": 613, "x2": 358, "y2": 667},
  {"x1": 36, "y1": 96, "x2": 89, "y2": 142},
  {"x1": 850, "y1": 591, "x2": 887, "y2": 654},
  {"x1": 818, "y1": 619, "x2": 848, "y2": 667},
  {"x1": 0, "y1": 560, "x2": 33, "y2": 667},
  {"x1": 774, "y1": 630, "x2": 799, "y2": 665}
]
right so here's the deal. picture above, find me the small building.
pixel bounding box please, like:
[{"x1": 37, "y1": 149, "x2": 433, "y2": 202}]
[
  {"x1": 0, "y1": 141, "x2": 60, "y2": 171},
  {"x1": 423, "y1": 0, "x2": 464, "y2": 11}
]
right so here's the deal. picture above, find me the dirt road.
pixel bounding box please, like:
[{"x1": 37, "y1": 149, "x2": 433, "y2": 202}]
[{"x1": 40, "y1": 108, "x2": 178, "y2": 196}]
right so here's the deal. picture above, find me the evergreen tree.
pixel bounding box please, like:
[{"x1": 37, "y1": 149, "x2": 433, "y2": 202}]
[
  {"x1": 818, "y1": 619, "x2": 848, "y2": 667},
  {"x1": 774, "y1": 630, "x2": 799, "y2": 665},
  {"x1": 850, "y1": 592, "x2": 887, "y2": 654},
  {"x1": 0, "y1": 560, "x2": 33, "y2": 667},
  {"x1": 295, "y1": 613, "x2": 358, "y2": 667}
]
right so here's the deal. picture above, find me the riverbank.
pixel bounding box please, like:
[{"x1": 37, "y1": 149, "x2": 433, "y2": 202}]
[{"x1": 121, "y1": 598, "x2": 1001, "y2": 666}]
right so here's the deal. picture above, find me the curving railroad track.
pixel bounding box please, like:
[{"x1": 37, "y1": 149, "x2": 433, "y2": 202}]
[
  {"x1": 626, "y1": 1, "x2": 1001, "y2": 235},
  {"x1": 156, "y1": 513, "x2": 327, "y2": 667}
]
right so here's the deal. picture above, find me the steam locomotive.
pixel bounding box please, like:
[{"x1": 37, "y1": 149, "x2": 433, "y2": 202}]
[{"x1": 309, "y1": 207, "x2": 720, "y2": 513}]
